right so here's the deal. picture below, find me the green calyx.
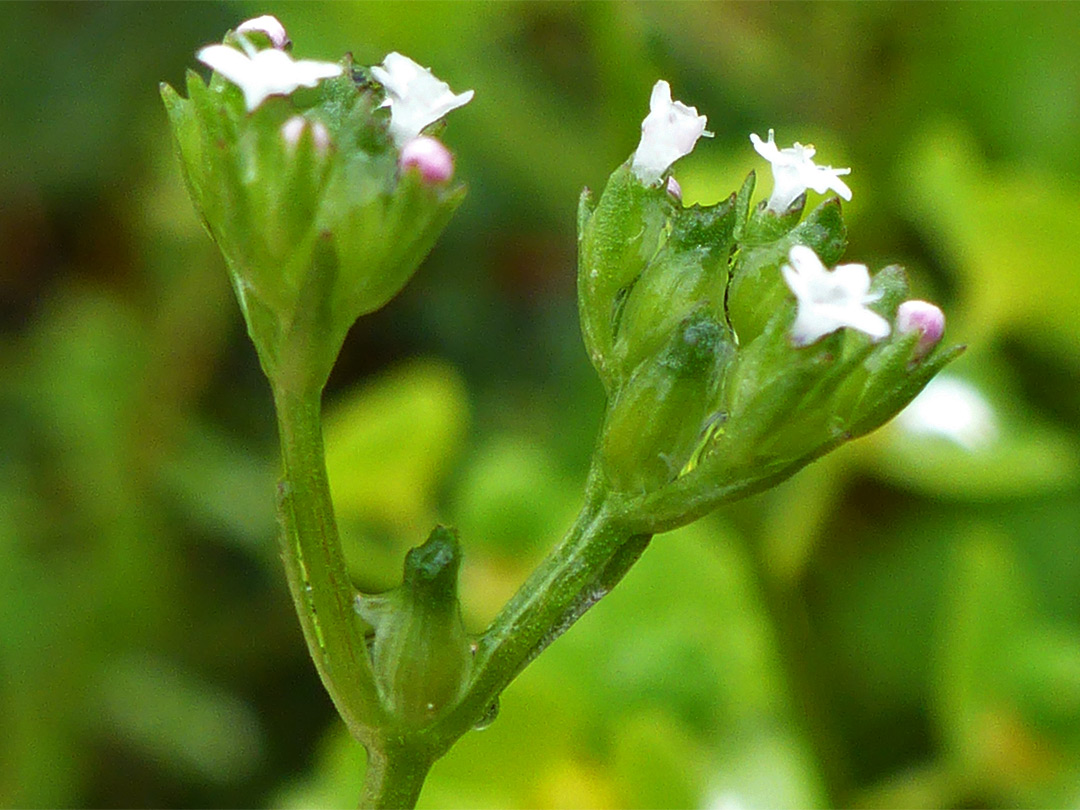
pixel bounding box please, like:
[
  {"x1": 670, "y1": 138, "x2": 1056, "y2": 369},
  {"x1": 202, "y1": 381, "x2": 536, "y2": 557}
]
[
  {"x1": 356, "y1": 526, "x2": 471, "y2": 730},
  {"x1": 578, "y1": 162, "x2": 962, "y2": 533},
  {"x1": 161, "y1": 50, "x2": 465, "y2": 392}
]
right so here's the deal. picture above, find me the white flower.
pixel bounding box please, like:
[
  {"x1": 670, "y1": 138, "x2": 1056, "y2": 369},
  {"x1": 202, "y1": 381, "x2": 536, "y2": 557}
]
[
  {"x1": 895, "y1": 376, "x2": 998, "y2": 451},
  {"x1": 781, "y1": 245, "x2": 890, "y2": 345},
  {"x1": 197, "y1": 44, "x2": 342, "y2": 112},
  {"x1": 750, "y1": 129, "x2": 851, "y2": 213},
  {"x1": 235, "y1": 15, "x2": 289, "y2": 49},
  {"x1": 370, "y1": 52, "x2": 474, "y2": 147},
  {"x1": 630, "y1": 80, "x2": 712, "y2": 186}
]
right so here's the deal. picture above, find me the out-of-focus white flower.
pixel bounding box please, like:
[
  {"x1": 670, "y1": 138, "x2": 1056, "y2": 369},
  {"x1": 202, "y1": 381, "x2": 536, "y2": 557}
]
[
  {"x1": 630, "y1": 80, "x2": 712, "y2": 186},
  {"x1": 750, "y1": 129, "x2": 851, "y2": 213},
  {"x1": 370, "y1": 52, "x2": 474, "y2": 147},
  {"x1": 896, "y1": 299, "x2": 946, "y2": 359},
  {"x1": 281, "y1": 115, "x2": 330, "y2": 152},
  {"x1": 197, "y1": 44, "x2": 342, "y2": 112},
  {"x1": 781, "y1": 245, "x2": 890, "y2": 345},
  {"x1": 236, "y1": 15, "x2": 289, "y2": 49},
  {"x1": 399, "y1": 135, "x2": 455, "y2": 184},
  {"x1": 895, "y1": 376, "x2": 998, "y2": 451}
]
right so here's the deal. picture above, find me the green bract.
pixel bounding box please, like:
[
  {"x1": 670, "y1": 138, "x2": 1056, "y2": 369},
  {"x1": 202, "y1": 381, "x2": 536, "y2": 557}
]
[
  {"x1": 161, "y1": 47, "x2": 464, "y2": 392},
  {"x1": 356, "y1": 527, "x2": 471, "y2": 730},
  {"x1": 579, "y1": 160, "x2": 962, "y2": 533}
]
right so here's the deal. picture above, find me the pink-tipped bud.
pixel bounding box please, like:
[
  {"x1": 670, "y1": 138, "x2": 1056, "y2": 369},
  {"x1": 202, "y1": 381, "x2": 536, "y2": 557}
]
[
  {"x1": 282, "y1": 116, "x2": 330, "y2": 152},
  {"x1": 237, "y1": 15, "x2": 290, "y2": 49},
  {"x1": 896, "y1": 299, "x2": 945, "y2": 358},
  {"x1": 666, "y1": 175, "x2": 683, "y2": 202},
  {"x1": 399, "y1": 136, "x2": 454, "y2": 184}
]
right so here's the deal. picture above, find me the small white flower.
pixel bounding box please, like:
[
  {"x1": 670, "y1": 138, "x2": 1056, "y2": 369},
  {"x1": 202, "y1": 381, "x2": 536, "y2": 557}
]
[
  {"x1": 370, "y1": 52, "x2": 474, "y2": 147},
  {"x1": 895, "y1": 376, "x2": 998, "y2": 451},
  {"x1": 750, "y1": 129, "x2": 852, "y2": 213},
  {"x1": 630, "y1": 80, "x2": 712, "y2": 186},
  {"x1": 781, "y1": 245, "x2": 890, "y2": 345},
  {"x1": 197, "y1": 44, "x2": 342, "y2": 112},
  {"x1": 235, "y1": 15, "x2": 290, "y2": 49}
]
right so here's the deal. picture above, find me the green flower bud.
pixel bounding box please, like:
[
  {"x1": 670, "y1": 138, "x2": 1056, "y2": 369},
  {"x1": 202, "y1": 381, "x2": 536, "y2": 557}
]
[
  {"x1": 611, "y1": 194, "x2": 737, "y2": 377},
  {"x1": 600, "y1": 313, "x2": 733, "y2": 494},
  {"x1": 577, "y1": 165, "x2": 674, "y2": 389},
  {"x1": 161, "y1": 31, "x2": 467, "y2": 390},
  {"x1": 356, "y1": 526, "x2": 471, "y2": 729}
]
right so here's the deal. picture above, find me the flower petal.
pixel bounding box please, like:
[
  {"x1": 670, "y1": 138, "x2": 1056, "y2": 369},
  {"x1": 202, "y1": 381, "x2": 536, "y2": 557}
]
[{"x1": 630, "y1": 80, "x2": 710, "y2": 186}]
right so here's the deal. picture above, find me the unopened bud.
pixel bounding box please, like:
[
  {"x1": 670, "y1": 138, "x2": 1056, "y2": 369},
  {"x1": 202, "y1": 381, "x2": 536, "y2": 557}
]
[
  {"x1": 896, "y1": 299, "x2": 945, "y2": 358},
  {"x1": 356, "y1": 526, "x2": 471, "y2": 728},
  {"x1": 281, "y1": 116, "x2": 330, "y2": 152},
  {"x1": 666, "y1": 175, "x2": 682, "y2": 202},
  {"x1": 399, "y1": 136, "x2": 454, "y2": 184},
  {"x1": 236, "y1": 15, "x2": 290, "y2": 49}
]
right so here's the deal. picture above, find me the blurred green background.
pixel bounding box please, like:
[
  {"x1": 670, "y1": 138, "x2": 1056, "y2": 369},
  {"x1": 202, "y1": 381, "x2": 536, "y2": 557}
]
[{"x1": 3, "y1": 2, "x2": 1080, "y2": 807}]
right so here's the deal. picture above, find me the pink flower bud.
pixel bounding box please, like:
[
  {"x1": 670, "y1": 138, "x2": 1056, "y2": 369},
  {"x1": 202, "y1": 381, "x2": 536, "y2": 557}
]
[
  {"x1": 896, "y1": 299, "x2": 945, "y2": 358},
  {"x1": 399, "y1": 136, "x2": 454, "y2": 184},
  {"x1": 237, "y1": 15, "x2": 290, "y2": 49},
  {"x1": 281, "y1": 116, "x2": 330, "y2": 152},
  {"x1": 666, "y1": 175, "x2": 682, "y2": 202}
]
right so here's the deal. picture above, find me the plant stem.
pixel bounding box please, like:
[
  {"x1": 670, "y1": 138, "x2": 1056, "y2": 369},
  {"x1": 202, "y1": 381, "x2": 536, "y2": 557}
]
[
  {"x1": 273, "y1": 383, "x2": 383, "y2": 742},
  {"x1": 358, "y1": 743, "x2": 435, "y2": 810},
  {"x1": 434, "y1": 486, "x2": 648, "y2": 743}
]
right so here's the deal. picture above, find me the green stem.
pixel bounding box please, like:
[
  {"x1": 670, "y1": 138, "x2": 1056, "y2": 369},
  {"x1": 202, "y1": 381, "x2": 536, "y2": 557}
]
[
  {"x1": 358, "y1": 744, "x2": 435, "y2": 810},
  {"x1": 433, "y1": 486, "x2": 648, "y2": 743},
  {"x1": 273, "y1": 383, "x2": 383, "y2": 742}
]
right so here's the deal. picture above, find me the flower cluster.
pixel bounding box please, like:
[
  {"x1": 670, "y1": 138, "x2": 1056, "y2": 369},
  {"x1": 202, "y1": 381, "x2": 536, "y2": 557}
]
[
  {"x1": 577, "y1": 80, "x2": 958, "y2": 530},
  {"x1": 162, "y1": 16, "x2": 474, "y2": 388}
]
